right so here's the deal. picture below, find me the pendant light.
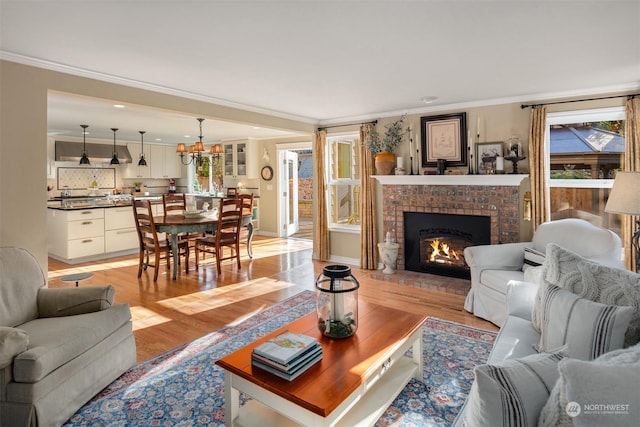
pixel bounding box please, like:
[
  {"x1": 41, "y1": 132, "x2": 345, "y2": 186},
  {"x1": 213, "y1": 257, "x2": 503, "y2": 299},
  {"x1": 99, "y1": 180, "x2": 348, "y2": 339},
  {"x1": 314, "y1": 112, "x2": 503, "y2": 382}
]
[
  {"x1": 79, "y1": 124, "x2": 90, "y2": 165},
  {"x1": 110, "y1": 128, "x2": 120, "y2": 165},
  {"x1": 138, "y1": 131, "x2": 147, "y2": 166}
]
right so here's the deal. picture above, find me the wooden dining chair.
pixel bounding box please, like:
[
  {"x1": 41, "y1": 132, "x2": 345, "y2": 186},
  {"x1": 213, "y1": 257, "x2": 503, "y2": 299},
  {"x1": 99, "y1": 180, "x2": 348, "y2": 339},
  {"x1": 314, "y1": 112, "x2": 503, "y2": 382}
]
[
  {"x1": 133, "y1": 199, "x2": 189, "y2": 281},
  {"x1": 238, "y1": 193, "x2": 254, "y2": 250},
  {"x1": 162, "y1": 193, "x2": 204, "y2": 252},
  {"x1": 195, "y1": 198, "x2": 243, "y2": 274}
]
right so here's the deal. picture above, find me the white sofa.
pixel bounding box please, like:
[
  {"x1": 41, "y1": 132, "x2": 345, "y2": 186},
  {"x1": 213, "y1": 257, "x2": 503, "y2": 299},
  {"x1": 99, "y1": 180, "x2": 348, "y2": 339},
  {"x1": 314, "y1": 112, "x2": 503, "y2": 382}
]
[
  {"x1": 453, "y1": 245, "x2": 640, "y2": 427},
  {"x1": 463, "y1": 218, "x2": 623, "y2": 326}
]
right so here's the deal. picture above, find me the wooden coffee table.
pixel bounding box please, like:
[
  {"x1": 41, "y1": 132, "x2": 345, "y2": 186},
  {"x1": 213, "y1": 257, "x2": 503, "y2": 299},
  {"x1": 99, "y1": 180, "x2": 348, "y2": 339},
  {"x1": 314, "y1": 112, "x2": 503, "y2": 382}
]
[{"x1": 216, "y1": 301, "x2": 427, "y2": 426}]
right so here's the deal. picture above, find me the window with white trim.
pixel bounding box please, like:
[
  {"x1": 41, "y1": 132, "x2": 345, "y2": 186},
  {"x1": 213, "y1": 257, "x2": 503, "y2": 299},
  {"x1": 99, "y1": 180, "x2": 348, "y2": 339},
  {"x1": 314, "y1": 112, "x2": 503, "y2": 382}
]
[
  {"x1": 546, "y1": 106, "x2": 625, "y2": 236},
  {"x1": 326, "y1": 134, "x2": 361, "y2": 231}
]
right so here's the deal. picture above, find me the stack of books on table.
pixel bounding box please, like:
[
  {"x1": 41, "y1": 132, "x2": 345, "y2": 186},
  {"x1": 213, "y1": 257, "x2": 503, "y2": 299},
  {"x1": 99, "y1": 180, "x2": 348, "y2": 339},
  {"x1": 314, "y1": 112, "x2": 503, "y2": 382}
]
[{"x1": 251, "y1": 331, "x2": 323, "y2": 381}]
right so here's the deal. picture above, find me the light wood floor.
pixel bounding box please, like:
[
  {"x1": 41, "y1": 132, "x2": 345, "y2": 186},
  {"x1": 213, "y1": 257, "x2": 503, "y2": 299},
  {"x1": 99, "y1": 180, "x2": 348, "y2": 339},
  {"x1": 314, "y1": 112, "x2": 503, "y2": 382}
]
[{"x1": 47, "y1": 236, "x2": 497, "y2": 363}]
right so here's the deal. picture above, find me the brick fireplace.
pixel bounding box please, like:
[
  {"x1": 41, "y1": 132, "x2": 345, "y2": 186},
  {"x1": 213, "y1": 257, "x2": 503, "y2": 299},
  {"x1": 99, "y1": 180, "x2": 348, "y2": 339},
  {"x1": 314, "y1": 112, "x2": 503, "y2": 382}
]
[{"x1": 374, "y1": 175, "x2": 528, "y2": 272}]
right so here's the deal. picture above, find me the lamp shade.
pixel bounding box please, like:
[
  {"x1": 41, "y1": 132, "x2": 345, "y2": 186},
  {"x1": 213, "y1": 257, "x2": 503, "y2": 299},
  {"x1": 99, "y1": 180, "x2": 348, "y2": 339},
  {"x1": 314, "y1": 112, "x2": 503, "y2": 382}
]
[
  {"x1": 194, "y1": 141, "x2": 205, "y2": 152},
  {"x1": 605, "y1": 171, "x2": 640, "y2": 215},
  {"x1": 176, "y1": 143, "x2": 187, "y2": 153},
  {"x1": 210, "y1": 144, "x2": 223, "y2": 154}
]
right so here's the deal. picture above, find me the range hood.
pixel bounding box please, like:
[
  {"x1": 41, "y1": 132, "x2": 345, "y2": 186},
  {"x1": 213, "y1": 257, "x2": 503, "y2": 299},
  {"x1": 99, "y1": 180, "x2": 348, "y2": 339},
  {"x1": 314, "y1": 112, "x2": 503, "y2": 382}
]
[{"x1": 55, "y1": 141, "x2": 133, "y2": 163}]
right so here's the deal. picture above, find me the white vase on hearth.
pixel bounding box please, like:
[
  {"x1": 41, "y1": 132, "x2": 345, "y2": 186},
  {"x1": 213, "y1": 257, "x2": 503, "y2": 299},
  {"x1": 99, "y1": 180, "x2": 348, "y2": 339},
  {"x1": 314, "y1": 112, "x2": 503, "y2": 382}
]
[{"x1": 377, "y1": 232, "x2": 400, "y2": 274}]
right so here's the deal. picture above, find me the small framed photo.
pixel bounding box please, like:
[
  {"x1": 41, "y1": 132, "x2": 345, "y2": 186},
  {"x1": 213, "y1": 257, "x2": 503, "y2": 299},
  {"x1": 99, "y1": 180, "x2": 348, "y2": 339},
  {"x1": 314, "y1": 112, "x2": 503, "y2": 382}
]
[
  {"x1": 476, "y1": 142, "x2": 503, "y2": 174},
  {"x1": 226, "y1": 187, "x2": 237, "y2": 197},
  {"x1": 421, "y1": 112, "x2": 468, "y2": 167}
]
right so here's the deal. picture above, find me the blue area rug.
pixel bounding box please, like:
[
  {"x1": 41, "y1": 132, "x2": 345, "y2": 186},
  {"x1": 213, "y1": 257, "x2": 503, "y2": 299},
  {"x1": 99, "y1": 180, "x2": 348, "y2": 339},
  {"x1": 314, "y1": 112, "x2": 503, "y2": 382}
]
[{"x1": 64, "y1": 291, "x2": 496, "y2": 426}]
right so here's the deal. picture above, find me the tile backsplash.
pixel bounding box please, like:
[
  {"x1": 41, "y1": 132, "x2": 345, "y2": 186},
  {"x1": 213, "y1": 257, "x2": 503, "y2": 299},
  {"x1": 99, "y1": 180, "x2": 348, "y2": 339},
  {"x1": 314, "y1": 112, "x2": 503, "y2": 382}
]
[{"x1": 57, "y1": 167, "x2": 116, "y2": 190}]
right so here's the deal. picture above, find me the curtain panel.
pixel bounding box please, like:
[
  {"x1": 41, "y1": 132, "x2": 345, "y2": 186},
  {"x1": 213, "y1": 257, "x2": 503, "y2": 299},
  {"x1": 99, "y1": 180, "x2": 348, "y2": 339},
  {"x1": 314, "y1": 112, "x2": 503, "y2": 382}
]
[
  {"x1": 313, "y1": 130, "x2": 330, "y2": 260},
  {"x1": 528, "y1": 106, "x2": 549, "y2": 230},
  {"x1": 623, "y1": 97, "x2": 640, "y2": 270},
  {"x1": 359, "y1": 124, "x2": 378, "y2": 269}
]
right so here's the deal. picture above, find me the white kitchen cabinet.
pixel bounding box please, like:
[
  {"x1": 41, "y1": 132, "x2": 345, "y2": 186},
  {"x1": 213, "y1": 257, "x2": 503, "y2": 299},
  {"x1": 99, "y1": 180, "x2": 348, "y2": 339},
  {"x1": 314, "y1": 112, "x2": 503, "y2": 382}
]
[
  {"x1": 123, "y1": 143, "x2": 151, "y2": 179},
  {"x1": 150, "y1": 145, "x2": 182, "y2": 179},
  {"x1": 223, "y1": 139, "x2": 258, "y2": 179},
  {"x1": 48, "y1": 208, "x2": 105, "y2": 260},
  {"x1": 104, "y1": 206, "x2": 138, "y2": 253}
]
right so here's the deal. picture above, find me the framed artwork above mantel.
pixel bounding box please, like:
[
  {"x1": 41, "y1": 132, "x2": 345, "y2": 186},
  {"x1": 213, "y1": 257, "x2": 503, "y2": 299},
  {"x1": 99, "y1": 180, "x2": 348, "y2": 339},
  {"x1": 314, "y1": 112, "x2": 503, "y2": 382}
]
[{"x1": 421, "y1": 112, "x2": 468, "y2": 168}]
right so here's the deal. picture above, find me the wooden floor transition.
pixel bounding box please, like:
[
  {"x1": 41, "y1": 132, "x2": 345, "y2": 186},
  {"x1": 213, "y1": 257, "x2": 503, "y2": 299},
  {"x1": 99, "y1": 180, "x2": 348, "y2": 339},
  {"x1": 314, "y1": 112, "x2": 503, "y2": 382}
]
[{"x1": 47, "y1": 236, "x2": 498, "y2": 363}]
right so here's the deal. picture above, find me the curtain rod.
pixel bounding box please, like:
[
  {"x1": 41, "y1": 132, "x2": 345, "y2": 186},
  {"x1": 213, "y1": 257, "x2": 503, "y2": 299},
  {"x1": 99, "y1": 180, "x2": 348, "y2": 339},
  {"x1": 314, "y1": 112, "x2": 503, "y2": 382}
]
[
  {"x1": 521, "y1": 93, "x2": 639, "y2": 109},
  {"x1": 317, "y1": 119, "x2": 377, "y2": 131}
]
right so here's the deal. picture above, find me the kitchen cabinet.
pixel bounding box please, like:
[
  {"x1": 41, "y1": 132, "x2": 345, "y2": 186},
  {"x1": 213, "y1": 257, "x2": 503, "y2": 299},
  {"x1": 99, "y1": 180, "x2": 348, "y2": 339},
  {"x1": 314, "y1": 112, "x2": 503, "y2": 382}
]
[
  {"x1": 123, "y1": 143, "x2": 151, "y2": 179},
  {"x1": 48, "y1": 208, "x2": 105, "y2": 260},
  {"x1": 223, "y1": 139, "x2": 258, "y2": 179},
  {"x1": 150, "y1": 145, "x2": 182, "y2": 179},
  {"x1": 104, "y1": 206, "x2": 138, "y2": 253}
]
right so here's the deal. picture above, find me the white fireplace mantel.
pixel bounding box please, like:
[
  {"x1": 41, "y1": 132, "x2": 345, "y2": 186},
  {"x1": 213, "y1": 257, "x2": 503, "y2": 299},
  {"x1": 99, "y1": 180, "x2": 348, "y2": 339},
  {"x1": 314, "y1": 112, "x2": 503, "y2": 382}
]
[{"x1": 373, "y1": 174, "x2": 528, "y2": 186}]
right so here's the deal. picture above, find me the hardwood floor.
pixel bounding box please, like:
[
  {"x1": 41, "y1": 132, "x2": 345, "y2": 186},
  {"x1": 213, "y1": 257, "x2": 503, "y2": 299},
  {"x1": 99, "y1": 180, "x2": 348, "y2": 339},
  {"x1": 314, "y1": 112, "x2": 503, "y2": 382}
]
[{"x1": 47, "y1": 236, "x2": 497, "y2": 363}]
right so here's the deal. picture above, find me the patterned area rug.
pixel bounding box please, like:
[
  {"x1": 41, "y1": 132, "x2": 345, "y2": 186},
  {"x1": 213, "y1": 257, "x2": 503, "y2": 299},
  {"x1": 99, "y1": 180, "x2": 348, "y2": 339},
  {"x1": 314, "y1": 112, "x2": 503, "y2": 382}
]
[{"x1": 64, "y1": 291, "x2": 496, "y2": 426}]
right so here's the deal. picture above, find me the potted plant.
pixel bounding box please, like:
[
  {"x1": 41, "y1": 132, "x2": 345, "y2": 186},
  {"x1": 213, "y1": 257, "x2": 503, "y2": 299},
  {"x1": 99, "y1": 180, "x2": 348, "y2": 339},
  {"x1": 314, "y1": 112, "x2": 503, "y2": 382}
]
[{"x1": 365, "y1": 115, "x2": 406, "y2": 175}]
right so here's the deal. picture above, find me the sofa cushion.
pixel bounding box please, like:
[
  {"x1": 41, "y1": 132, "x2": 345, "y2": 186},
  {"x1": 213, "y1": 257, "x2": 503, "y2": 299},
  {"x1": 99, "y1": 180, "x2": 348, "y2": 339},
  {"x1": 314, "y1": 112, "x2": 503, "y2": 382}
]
[
  {"x1": 12, "y1": 304, "x2": 131, "y2": 382},
  {"x1": 479, "y1": 269, "x2": 524, "y2": 294},
  {"x1": 0, "y1": 327, "x2": 29, "y2": 367},
  {"x1": 533, "y1": 244, "x2": 640, "y2": 347},
  {"x1": 538, "y1": 343, "x2": 640, "y2": 427},
  {"x1": 538, "y1": 283, "x2": 633, "y2": 360},
  {"x1": 462, "y1": 347, "x2": 568, "y2": 427}
]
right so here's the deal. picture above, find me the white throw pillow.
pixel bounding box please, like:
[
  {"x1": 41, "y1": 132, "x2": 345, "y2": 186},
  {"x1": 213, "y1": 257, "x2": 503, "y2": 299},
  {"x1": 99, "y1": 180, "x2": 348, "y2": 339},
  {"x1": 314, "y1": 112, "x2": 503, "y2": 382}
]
[
  {"x1": 533, "y1": 244, "x2": 640, "y2": 347},
  {"x1": 538, "y1": 283, "x2": 633, "y2": 360},
  {"x1": 462, "y1": 348, "x2": 568, "y2": 427},
  {"x1": 538, "y1": 343, "x2": 640, "y2": 427}
]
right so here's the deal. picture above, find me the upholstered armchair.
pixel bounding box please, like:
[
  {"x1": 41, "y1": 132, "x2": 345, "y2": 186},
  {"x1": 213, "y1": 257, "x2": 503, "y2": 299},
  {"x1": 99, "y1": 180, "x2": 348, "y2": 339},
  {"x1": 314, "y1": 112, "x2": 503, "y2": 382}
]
[
  {"x1": 0, "y1": 247, "x2": 136, "y2": 427},
  {"x1": 463, "y1": 218, "x2": 623, "y2": 326}
]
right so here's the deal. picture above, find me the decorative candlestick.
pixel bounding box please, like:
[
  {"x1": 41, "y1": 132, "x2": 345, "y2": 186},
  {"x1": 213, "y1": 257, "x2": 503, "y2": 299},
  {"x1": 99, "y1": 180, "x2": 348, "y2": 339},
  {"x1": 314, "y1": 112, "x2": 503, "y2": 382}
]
[{"x1": 468, "y1": 146, "x2": 474, "y2": 174}]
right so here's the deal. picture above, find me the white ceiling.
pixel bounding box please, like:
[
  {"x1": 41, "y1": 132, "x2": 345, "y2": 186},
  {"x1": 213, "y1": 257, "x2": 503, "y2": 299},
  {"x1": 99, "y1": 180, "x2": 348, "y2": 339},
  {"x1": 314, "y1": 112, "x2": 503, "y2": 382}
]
[{"x1": 1, "y1": 1, "x2": 639, "y2": 144}]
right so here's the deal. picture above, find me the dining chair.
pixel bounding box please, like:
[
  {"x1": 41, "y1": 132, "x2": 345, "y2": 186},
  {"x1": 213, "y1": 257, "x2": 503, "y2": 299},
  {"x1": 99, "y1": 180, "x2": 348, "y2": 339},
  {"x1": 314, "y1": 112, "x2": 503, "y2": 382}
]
[
  {"x1": 133, "y1": 199, "x2": 189, "y2": 281},
  {"x1": 195, "y1": 198, "x2": 243, "y2": 274},
  {"x1": 162, "y1": 193, "x2": 204, "y2": 251},
  {"x1": 238, "y1": 193, "x2": 254, "y2": 248}
]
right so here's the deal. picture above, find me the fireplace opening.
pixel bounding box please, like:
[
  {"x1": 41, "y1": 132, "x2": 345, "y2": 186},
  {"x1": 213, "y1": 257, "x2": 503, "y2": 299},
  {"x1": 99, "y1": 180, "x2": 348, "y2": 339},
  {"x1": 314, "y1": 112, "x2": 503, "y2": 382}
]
[{"x1": 404, "y1": 212, "x2": 491, "y2": 279}]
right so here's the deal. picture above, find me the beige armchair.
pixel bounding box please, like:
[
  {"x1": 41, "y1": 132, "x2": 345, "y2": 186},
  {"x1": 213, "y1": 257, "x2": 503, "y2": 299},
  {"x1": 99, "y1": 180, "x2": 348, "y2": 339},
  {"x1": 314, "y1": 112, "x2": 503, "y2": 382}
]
[
  {"x1": 0, "y1": 247, "x2": 136, "y2": 427},
  {"x1": 463, "y1": 218, "x2": 623, "y2": 327}
]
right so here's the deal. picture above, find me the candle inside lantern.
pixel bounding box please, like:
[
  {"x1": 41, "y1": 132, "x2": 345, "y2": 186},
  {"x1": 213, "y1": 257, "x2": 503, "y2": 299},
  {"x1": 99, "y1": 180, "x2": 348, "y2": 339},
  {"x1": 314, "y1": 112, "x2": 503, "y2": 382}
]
[
  {"x1": 496, "y1": 155, "x2": 504, "y2": 172},
  {"x1": 330, "y1": 285, "x2": 345, "y2": 322}
]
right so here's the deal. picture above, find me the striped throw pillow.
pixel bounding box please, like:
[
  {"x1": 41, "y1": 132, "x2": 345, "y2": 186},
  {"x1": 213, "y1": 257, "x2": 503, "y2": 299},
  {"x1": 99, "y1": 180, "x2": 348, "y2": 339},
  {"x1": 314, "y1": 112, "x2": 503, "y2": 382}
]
[
  {"x1": 522, "y1": 247, "x2": 545, "y2": 272},
  {"x1": 463, "y1": 348, "x2": 568, "y2": 427},
  {"x1": 538, "y1": 283, "x2": 633, "y2": 360}
]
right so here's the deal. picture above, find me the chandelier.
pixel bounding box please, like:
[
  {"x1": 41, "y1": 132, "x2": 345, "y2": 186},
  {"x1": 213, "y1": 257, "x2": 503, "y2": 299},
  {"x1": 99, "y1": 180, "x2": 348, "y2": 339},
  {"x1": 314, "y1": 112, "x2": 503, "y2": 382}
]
[{"x1": 176, "y1": 118, "x2": 222, "y2": 166}]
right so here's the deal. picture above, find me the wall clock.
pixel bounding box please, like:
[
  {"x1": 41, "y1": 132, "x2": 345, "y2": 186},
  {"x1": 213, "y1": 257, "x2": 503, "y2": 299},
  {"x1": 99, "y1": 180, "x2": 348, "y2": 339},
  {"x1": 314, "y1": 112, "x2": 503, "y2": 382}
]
[{"x1": 261, "y1": 165, "x2": 274, "y2": 181}]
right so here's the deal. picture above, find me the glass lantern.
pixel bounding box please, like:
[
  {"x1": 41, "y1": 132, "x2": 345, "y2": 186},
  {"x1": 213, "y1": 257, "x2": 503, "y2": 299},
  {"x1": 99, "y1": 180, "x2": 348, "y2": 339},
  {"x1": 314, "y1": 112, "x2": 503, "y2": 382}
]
[{"x1": 315, "y1": 265, "x2": 359, "y2": 338}]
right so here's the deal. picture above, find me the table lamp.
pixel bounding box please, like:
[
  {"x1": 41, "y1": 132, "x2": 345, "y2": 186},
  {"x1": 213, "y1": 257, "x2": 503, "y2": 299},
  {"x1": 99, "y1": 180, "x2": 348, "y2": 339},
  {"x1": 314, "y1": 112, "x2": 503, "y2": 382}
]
[{"x1": 604, "y1": 171, "x2": 640, "y2": 271}]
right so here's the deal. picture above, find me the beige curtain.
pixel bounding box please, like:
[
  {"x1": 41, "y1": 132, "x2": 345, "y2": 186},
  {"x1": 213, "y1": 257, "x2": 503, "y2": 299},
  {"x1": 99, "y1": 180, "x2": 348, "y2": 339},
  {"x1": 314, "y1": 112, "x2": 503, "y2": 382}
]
[
  {"x1": 313, "y1": 129, "x2": 330, "y2": 260},
  {"x1": 623, "y1": 97, "x2": 640, "y2": 270},
  {"x1": 528, "y1": 106, "x2": 549, "y2": 230},
  {"x1": 359, "y1": 123, "x2": 378, "y2": 269}
]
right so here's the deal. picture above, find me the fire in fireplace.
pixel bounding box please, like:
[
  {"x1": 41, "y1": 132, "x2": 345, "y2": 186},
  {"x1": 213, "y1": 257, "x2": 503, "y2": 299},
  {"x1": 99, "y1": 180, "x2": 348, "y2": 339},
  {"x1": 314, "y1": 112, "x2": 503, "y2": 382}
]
[{"x1": 404, "y1": 212, "x2": 490, "y2": 279}]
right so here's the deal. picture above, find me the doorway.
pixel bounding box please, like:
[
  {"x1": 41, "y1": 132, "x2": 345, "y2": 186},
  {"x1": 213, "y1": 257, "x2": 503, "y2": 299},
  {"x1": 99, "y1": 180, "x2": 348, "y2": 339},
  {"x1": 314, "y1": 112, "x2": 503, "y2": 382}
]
[{"x1": 277, "y1": 144, "x2": 312, "y2": 239}]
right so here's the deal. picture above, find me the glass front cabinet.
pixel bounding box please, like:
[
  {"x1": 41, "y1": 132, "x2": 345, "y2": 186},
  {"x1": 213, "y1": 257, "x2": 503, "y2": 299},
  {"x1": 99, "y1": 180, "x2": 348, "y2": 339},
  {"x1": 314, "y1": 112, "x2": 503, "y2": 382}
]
[{"x1": 222, "y1": 139, "x2": 258, "y2": 179}]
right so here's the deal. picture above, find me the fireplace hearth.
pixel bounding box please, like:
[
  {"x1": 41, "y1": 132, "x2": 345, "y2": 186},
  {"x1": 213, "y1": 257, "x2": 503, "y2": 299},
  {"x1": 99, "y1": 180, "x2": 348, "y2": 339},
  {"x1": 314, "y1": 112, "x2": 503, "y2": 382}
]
[{"x1": 404, "y1": 212, "x2": 490, "y2": 279}]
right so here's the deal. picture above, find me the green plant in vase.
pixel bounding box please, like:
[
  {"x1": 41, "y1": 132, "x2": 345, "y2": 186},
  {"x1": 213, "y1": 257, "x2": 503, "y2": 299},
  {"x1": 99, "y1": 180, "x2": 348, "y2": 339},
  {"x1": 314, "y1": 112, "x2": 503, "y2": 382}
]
[{"x1": 365, "y1": 114, "x2": 406, "y2": 175}]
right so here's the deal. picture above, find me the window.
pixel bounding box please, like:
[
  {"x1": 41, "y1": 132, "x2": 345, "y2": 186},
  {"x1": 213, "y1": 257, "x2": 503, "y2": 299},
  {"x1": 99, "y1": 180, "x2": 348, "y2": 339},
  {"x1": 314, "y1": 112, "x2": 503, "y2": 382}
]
[
  {"x1": 327, "y1": 134, "x2": 361, "y2": 231},
  {"x1": 546, "y1": 107, "x2": 625, "y2": 236}
]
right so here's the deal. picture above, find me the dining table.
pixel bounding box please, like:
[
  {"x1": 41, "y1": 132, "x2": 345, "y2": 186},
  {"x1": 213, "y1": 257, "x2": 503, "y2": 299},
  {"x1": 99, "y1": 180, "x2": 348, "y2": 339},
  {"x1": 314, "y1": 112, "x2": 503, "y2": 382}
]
[{"x1": 154, "y1": 212, "x2": 254, "y2": 279}]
